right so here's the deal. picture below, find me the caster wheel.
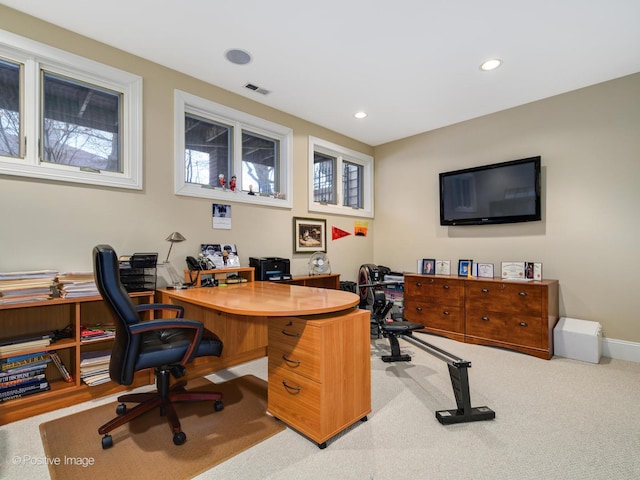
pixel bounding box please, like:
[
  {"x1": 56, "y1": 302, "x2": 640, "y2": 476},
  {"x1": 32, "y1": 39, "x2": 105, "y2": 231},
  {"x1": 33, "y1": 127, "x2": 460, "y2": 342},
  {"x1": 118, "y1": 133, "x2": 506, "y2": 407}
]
[
  {"x1": 318, "y1": 442, "x2": 327, "y2": 449},
  {"x1": 173, "y1": 431, "x2": 187, "y2": 446},
  {"x1": 102, "y1": 434, "x2": 113, "y2": 449},
  {"x1": 214, "y1": 400, "x2": 224, "y2": 412},
  {"x1": 116, "y1": 403, "x2": 127, "y2": 415},
  {"x1": 360, "y1": 416, "x2": 368, "y2": 422}
]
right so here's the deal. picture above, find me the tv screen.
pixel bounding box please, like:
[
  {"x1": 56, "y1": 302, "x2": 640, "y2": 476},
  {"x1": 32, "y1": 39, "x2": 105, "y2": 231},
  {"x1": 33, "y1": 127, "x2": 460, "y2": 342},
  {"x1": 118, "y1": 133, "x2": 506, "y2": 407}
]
[{"x1": 439, "y1": 156, "x2": 541, "y2": 226}]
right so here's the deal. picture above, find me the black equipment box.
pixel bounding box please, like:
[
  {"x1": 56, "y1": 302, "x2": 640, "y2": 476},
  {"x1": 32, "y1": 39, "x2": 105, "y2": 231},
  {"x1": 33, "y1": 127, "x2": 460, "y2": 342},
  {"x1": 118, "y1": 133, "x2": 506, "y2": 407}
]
[{"x1": 249, "y1": 257, "x2": 291, "y2": 281}]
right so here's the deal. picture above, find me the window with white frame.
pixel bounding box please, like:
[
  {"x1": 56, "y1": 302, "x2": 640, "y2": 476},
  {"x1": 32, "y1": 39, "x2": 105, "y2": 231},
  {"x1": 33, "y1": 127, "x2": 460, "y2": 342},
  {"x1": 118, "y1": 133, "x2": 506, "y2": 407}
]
[
  {"x1": 174, "y1": 90, "x2": 293, "y2": 208},
  {"x1": 0, "y1": 30, "x2": 143, "y2": 189},
  {"x1": 308, "y1": 136, "x2": 373, "y2": 218}
]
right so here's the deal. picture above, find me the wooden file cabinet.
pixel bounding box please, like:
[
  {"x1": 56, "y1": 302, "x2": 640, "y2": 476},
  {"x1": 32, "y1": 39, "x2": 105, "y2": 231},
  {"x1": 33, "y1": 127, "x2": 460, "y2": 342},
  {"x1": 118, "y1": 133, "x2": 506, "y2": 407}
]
[
  {"x1": 267, "y1": 308, "x2": 371, "y2": 448},
  {"x1": 464, "y1": 279, "x2": 559, "y2": 359},
  {"x1": 404, "y1": 276, "x2": 465, "y2": 342},
  {"x1": 403, "y1": 275, "x2": 559, "y2": 359}
]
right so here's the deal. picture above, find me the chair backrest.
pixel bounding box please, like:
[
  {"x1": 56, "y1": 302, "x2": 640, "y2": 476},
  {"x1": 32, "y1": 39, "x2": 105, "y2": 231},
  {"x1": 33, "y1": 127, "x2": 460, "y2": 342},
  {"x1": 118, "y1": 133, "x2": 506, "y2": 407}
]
[{"x1": 93, "y1": 244, "x2": 142, "y2": 385}]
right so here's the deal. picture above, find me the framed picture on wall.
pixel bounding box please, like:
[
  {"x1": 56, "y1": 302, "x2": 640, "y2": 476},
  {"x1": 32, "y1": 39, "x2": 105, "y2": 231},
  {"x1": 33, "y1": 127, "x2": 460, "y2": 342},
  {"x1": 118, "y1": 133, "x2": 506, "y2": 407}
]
[{"x1": 293, "y1": 217, "x2": 326, "y2": 253}]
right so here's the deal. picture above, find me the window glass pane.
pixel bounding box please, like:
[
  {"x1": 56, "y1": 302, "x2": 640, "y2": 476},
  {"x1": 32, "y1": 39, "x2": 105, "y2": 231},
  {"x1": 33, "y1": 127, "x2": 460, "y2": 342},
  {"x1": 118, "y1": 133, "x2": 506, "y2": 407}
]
[
  {"x1": 0, "y1": 58, "x2": 21, "y2": 158},
  {"x1": 242, "y1": 131, "x2": 278, "y2": 195},
  {"x1": 184, "y1": 114, "x2": 232, "y2": 187},
  {"x1": 41, "y1": 71, "x2": 121, "y2": 172},
  {"x1": 343, "y1": 161, "x2": 363, "y2": 208},
  {"x1": 313, "y1": 152, "x2": 337, "y2": 204}
]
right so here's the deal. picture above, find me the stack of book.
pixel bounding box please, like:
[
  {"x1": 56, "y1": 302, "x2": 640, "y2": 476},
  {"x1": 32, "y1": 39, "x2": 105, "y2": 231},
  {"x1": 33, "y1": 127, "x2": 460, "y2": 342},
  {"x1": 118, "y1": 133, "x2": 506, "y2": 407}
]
[
  {"x1": 79, "y1": 349, "x2": 111, "y2": 386},
  {"x1": 0, "y1": 331, "x2": 55, "y2": 356},
  {"x1": 0, "y1": 351, "x2": 52, "y2": 402},
  {"x1": 80, "y1": 325, "x2": 116, "y2": 343},
  {"x1": 56, "y1": 272, "x2": 99, "y2": 298},
  {"x1": 0, "y1": 270, "x2": 57, "y2": 305}
]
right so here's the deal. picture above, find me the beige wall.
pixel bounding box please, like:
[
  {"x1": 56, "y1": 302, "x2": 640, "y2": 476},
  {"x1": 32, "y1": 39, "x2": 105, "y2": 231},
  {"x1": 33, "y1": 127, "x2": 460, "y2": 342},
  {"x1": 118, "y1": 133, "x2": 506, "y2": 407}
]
[
  {"x1": 373, "y1": 73, "x2": 640, "y2": 343},
  {"x1": 0, "y1": 6, "x2": 374, "y2": 283}
]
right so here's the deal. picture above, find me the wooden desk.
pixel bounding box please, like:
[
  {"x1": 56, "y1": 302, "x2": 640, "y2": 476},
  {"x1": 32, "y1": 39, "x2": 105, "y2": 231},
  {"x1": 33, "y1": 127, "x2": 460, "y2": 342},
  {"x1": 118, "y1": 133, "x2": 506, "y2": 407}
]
[{"x1": 157, "y1": 282, "x2": 371, "y2": 448}]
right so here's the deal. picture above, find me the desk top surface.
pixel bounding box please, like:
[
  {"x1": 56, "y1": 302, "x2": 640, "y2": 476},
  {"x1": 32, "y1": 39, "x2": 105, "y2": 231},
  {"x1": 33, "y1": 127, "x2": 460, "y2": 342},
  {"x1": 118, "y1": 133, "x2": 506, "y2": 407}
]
[{"x1": 160, "y1": 281, "x2": 360, "y2": 316}]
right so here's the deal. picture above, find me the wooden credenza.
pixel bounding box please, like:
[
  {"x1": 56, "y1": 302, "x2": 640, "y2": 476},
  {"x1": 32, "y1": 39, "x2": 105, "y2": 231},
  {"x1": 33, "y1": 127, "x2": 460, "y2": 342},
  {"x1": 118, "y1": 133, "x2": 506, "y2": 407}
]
[
  {"x1": 267, "y1": 308, "x2": 370, "y2": 448},
  {"x1": 404, "y1": 275, "x2": 559, "y2": 359}
]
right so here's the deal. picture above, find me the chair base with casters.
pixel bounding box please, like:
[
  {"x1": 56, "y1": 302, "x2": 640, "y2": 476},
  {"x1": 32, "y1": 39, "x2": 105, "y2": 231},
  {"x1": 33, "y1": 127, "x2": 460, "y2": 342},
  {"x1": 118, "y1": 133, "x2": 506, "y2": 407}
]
[
  {"x1": 93, "y1": 244, "x2": 225, "y2": 449},
  {"x1": 98, "y1": 365, "x2": 224, "y2": 449}
]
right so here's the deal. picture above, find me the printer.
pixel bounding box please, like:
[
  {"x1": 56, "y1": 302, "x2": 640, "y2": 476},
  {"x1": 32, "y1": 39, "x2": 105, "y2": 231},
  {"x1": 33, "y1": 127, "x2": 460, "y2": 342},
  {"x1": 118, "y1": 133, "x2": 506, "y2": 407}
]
[{"x1": 249, "y1": 257, "x2": 292, "y2": 281}]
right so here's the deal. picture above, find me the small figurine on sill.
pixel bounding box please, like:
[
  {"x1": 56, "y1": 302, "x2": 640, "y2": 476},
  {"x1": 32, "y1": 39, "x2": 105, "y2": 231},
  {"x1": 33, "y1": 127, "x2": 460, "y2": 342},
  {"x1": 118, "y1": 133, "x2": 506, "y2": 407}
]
[
  {"x1": 218, "y1": 173, "x2": 225, "y2": 189},
  {"x1": 229, "y1": 175, "x2": 237, "y2": 191},
  {"x1": 248, "y1": 185, "x2": 256, "y2": 195}
]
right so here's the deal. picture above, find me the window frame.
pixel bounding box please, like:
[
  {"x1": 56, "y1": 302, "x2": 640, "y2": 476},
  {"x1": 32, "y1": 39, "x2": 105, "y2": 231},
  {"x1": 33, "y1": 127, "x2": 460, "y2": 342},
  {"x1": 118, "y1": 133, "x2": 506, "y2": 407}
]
[
  {"x1": 0, "y1": 29, "x2": 143, "y2": 190},
  {"x1": 174, "y1": 90, "x2": 293, "y2": 208},
  {"x1": 308, "y1": 136, "x2": 374, "y2": 218}
]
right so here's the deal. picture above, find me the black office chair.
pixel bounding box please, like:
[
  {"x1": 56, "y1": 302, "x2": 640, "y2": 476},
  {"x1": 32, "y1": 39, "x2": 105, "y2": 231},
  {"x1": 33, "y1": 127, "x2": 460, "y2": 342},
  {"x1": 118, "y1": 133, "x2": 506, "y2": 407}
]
[{"x1": 92, "y1": 244, "x2": 224, "y2": 449}]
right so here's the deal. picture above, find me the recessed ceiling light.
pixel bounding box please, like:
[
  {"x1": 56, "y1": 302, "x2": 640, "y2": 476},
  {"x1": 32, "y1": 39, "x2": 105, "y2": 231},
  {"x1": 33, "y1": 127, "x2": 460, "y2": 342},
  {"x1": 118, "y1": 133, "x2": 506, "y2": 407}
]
[
  {"x1": 480, "y1": 58, "x2": 502, "y2": 71},
  {"x1": 354, "y1": 111, "x2": 368, "y2": 119},
  {"x1": 225, "y1": 49, "x2": 252, "y2": 65}
]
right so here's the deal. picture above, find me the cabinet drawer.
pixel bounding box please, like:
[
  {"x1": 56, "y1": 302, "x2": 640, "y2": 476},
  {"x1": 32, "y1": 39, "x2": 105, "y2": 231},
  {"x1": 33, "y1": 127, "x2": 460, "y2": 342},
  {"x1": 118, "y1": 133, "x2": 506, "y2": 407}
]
[
  {"x1": 405, "y1": 277, "x2": 463, "y2": 307},
  {"x1": 269, "y1": 317, "x2": 320, "y2": 347},
  {"x1": 268, "y1": 342, "x2": 321, "y2": 382},
  {"x1": 466, "y1": 310, "x2": 543, "y2": 348},
  {"x1": 404, "y1": 300, "x2": 464, "y2": 333},
  {"x1": 465, "y1": 282, "x2": 543, "y2": 316},
  {"x1": 267, "y1": 366, "x2": 321, "y2": 436}
]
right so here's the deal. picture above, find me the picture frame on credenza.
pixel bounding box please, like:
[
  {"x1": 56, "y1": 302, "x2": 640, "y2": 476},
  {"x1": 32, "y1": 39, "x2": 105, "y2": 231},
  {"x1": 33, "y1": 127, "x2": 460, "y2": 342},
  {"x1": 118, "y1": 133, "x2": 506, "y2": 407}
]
[{"x1": 458, "y1": 259, "x2": 472, "y2": 277}]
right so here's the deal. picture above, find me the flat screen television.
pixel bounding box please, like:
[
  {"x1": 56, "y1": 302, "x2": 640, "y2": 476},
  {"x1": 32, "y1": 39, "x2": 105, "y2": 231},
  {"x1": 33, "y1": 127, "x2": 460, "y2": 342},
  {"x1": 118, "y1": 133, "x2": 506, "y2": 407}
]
[{"x1": 439, "y1": 156, "x2": 541, "y2": 226}]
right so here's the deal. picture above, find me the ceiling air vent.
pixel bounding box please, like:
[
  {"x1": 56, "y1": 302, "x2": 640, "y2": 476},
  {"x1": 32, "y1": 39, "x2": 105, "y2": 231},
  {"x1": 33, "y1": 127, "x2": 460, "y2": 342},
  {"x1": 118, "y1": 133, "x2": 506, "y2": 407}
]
[{"x1": 245, "y1": 83, "x2": 270, "y2": 95}]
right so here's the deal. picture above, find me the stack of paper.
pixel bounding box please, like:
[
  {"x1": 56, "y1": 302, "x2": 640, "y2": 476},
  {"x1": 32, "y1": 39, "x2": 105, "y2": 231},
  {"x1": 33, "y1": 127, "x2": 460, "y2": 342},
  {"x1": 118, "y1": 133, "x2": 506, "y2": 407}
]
[
  {"x1": 56, "y1": 272, "x2": 100, "y2": 298},
  {"x1": 0, "y1": 270, "x2": 57, "y2": 304},
  {"x1": 79, "y1": 349, "x2": 111, "y2": 386}
]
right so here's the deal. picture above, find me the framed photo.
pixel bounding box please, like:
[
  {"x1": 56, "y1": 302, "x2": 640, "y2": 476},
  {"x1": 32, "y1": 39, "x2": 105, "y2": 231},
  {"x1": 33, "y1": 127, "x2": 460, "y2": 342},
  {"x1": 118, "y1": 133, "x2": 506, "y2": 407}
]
[
  {"x1": 293, "y1": 217, "x2": 326, "y2": 253},
  {"x1": 458, "y1": 259, "x2": 472, "y2": 277},
  {"x1": 421, "y1": 258, "x2": 435, "y2": 275},
  {"x1": 477, "y1": 263, "x2": 494, "y2": 278}
]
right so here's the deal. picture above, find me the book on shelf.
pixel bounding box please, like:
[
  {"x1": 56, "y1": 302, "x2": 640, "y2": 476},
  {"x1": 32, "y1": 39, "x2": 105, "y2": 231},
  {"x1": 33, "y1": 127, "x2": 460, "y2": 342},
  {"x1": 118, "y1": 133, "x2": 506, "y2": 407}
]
[
  {"x1": 0, "y1": 365, "x2": 46, "y2": 382},
  {"x1": 0, "y1": 380, "x2": 50, "y2": 402},
  {"x1": 80, "y1": 349, "x2": 112, "y2": 366},
  {"x1": 81, "y1": 372, "x2": 111, "y2": 386},
  {"x1": 1, "y1": 352, "x2": 51, "y2": 372},
  {"x1": 49, "y1": 351, "x2": 73, "y2": 382},
  {"x1": 0, "y1": 372, "x2": 46, "y2": 390}
]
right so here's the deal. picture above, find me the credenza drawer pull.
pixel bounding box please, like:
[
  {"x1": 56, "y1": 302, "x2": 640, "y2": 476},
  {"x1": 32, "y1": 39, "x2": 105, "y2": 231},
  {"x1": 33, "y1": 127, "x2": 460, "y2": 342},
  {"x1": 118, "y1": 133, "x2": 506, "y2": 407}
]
[
  {"x1": 443, "y1": 310, "x2": 450, "y2": 316},
  {"x1": 518, "y1": 322, "x2": 528, "y2": 327},
  {"x1": 518, "y1": 291, "x2": 527, "y2": 297},
  {"x1": 416, "y1": 282, "x2": 422, "y2": 287},
  {"x1": 443, "y1": 285, "x2": 450, "y2": 290},
  {"x1": 481, "y1": 288, "x2": 489, "y2": 293},
  {"x1": 282, "y1": 329, "x2": 300, "y2": 337},
  {"x1": 282, "y1": 354, "x2": 301, "y2": 366},
  {"x1": 416, "y1": 306, "x2": 423, "y2": 312},
  {"x1": 282, "y1": 380, "x2": 301, "y2": 392},
  {"x1": 481, "y1": 316, "x2": 490, "y2": 321}
]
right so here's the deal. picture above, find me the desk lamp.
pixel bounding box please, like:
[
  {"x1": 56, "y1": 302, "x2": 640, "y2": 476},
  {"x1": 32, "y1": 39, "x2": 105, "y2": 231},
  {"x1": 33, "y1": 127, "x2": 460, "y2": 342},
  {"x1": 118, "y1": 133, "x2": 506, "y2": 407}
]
[{"x1": 164, "y1": 231, "x2": 186, "y2": 289}]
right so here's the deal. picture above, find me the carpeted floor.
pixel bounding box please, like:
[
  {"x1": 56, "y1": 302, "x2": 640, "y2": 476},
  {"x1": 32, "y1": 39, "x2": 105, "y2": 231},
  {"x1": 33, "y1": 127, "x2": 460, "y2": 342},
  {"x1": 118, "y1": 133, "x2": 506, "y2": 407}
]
[{"x1": 38, "y1": 375, "x2": 284, "y2": 480}]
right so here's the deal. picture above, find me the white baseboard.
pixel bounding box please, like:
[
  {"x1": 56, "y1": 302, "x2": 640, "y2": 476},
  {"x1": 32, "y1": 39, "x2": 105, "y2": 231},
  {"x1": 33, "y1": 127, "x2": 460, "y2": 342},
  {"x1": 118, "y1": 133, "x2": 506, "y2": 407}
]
[{"x1": 602, "y1": 337, "x2": 640, "y2": 363}]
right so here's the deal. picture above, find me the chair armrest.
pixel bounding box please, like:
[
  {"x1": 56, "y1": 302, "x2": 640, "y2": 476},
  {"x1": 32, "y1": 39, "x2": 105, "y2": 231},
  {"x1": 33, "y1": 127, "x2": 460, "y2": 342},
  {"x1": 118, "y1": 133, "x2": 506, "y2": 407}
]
[
  {"x1": 136, "y1": 303, "x2": 184, "y2": 318},
  {"x1": 129, "y1": 318, "x2": 204, "y2": 365}
]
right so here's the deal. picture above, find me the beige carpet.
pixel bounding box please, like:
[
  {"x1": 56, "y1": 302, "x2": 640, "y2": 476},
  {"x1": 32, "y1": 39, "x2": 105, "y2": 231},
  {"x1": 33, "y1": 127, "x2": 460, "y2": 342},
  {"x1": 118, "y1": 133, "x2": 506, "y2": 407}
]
[{"x1": 38, "y1": 375, "x2": 285, "y2": 480}]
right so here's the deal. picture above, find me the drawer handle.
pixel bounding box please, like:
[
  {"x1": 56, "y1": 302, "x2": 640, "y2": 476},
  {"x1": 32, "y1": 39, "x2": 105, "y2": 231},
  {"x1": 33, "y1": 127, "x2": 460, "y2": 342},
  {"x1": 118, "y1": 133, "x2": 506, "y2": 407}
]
[
  {"x1": 282, "y1": 329, "x2": 300, "y2": 337},
  {"x1": 416, "y1": 282, "x2": 422, "y2": 287},
  {"x1": 443, "y1": 284, "x2": 450, "y2": 290},
  {"x1": 481, "y1": 316, "x2": 490, "y2": 321},
  {"x1": 443, "y1": 310, "x2": 450, "y2": 316},
  {"x1": 481, "y1": 288, "x2": 489, "y2": 293},
  {"x1": 416, "y1": 306, "x2": 423, "y2": 312},
  {"x1": 518, "y1": 322, "x2": 528, "y2": 327},
  {"x1": 282, "y1": 380, "x2": 301, "y2": 392},
  {"x1": 282, "y1": 354, "x2": 301, "y2": 366},
  {"x1": 519, "y1": 291, "x2": 527, "y2": 297}
]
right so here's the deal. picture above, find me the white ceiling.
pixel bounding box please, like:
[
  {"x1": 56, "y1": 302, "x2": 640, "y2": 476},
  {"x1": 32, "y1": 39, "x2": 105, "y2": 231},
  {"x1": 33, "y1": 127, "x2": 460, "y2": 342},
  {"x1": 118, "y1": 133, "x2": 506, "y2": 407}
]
[{"x1": 3, "y1": 0, "x2": 640, "y2": 146}]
